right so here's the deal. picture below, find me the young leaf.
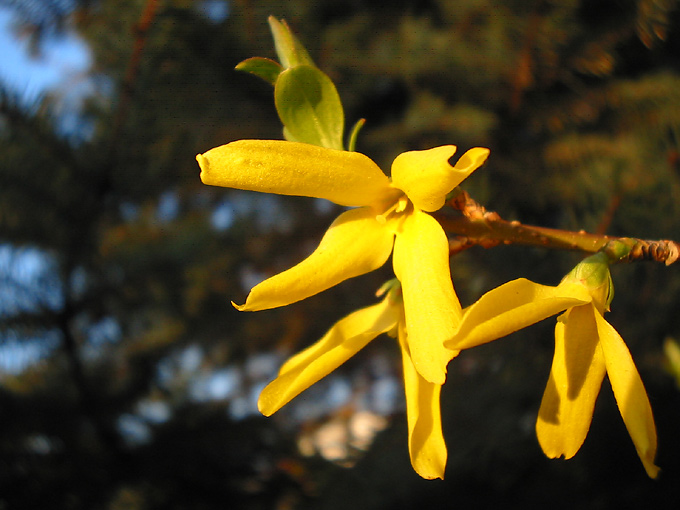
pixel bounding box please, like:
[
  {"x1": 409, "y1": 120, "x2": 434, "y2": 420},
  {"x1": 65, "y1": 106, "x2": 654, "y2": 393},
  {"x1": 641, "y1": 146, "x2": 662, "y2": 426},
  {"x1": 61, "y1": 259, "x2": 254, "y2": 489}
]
[
  {"x1": 268, "y1": 16, "x2": 315, "y2": 69},
  {"x1": 275, "y1": 65, "x2": 345, "y2": 150},
  {"x1": 282, "y1": 126, "x2": 302, "y2": 143},
  {"x1": 347, "y1": 118, "x2": 366, "y2": 152},
  {"x1": 235, "y1": 57, "x2": 283, "y2": 85}
]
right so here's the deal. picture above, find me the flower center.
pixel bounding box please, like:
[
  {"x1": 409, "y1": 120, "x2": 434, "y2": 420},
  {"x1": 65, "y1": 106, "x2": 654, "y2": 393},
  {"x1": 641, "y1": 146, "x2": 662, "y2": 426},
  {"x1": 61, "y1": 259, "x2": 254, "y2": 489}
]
[{"x1": 375, "y1": 195, "x2": 410, "y2": 224}]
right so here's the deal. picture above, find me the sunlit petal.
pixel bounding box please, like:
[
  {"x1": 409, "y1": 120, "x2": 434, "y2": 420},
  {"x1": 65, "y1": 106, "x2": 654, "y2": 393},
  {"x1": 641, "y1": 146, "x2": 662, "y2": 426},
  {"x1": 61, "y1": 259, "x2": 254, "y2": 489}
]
[
  {"x1": 235, "y1": 207, "x2": 394, "y2": 311},
  {"x1": 258, "y1": 296, "x2": 399, "y2": 416},
  {"x1": 393, "y1": 209, "x2": 460, "y2": 384},
  {"x1": 536, "y1": 304, "x2": 606, "y2": 459},
  {"x1": 447, "y1": 279, "x2": 592, "y2": 350},
  {"x1": 390, "y1": 146, "x2": 489, "y2": 212},
  {"x1": 451, "y1": 147, "x2": 492, "y2": 175},
  {"x1": 595, "y1": 311, "x2": 659, "y2": 478},
  {"x1": 197, "y1": 140, "x2": 391, "y2": 207},
  {"x1": 398, "y1": 320, "x2": 447, "y2": 480}
]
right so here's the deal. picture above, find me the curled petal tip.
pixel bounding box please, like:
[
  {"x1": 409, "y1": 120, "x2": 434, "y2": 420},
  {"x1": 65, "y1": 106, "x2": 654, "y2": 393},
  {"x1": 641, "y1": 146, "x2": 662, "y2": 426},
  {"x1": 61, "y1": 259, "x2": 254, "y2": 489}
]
[
  {"x1": 196, "y1": 153, "x2": 209, "y2": 183},
  {"x1": 231, "y1": 300, "x2": 247, "y2": 311},
  {"x1": 452, "y1": 147, "x2": 490, "y2": 173},
  {"x1": 644, "y1": 462, "x2": 660, "y2": 479}
]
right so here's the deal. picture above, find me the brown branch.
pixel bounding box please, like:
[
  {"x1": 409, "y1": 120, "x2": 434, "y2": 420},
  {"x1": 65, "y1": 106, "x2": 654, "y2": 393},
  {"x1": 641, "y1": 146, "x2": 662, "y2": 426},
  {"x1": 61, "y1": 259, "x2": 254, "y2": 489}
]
[
  {"x1": 595, "y1": 192, "x2": 622, "y2": 235},
  {"x1": 509, "y1": 0, "x2": 546, "y2": 113},
  {"x1": 108, "y1": 0, "x2": 161, "y2": 158},
  {"x1": 437, "y1": 190, "x2": 679, "y2": 265}
]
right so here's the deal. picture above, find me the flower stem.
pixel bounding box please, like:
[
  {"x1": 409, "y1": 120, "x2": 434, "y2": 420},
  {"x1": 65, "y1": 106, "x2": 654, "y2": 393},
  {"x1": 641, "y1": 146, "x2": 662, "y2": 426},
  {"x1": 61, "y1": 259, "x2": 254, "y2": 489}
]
[{"x1": 436, "y1": 191, "x2": 679, "y2": 265}]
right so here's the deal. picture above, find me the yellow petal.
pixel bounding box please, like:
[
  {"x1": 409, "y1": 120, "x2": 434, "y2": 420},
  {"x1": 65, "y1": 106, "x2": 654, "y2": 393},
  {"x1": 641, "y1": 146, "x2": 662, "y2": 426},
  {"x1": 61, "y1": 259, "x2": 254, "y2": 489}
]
[
  {"x1": 451, "y1": 146, "x2": 492, "y2": 174},
  {"x1": 257, "y1": 296, "x2": 399, "y2": 416},
  {"x1": 398, "y1": 320, "x2": 447, "y2": 480},
  {"x1": 390, "y1": 146, "x2": 489, "y2": 212},
  {"x1": 197, "y1": 140, "x2": 391, "y2": 207},
  {"x1": 595, "y1": 311, "x2": 659, "y2": 478},
  {"x1": 536, "y1": 304, "x2": 607, "y2": 460},
  {"x1": 235, "y1": 207, "x2": 394, "y2": 311},
  {"x1": 447, "y1": 279, "x2": 592, "y2": 350},
  {"x1": 393, "y1": 209, "x2": 460, "y2": 384}
]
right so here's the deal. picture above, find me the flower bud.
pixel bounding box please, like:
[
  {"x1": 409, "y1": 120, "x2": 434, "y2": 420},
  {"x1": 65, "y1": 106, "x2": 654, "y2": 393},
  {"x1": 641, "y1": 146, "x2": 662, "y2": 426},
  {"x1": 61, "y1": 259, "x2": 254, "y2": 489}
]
[{"x1": 561, "y1": 252, "x2": 614, "y2": 312}]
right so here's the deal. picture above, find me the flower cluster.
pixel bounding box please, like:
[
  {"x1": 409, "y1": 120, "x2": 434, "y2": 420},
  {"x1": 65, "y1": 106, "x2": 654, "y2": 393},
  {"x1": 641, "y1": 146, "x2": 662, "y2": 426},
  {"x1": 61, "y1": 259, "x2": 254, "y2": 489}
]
[
  {"x1": 198, "y1": 139, "x2": 488, "y2": 478},
  {"x1": 196, "y1": 17, "x2": 660, "y2": 480}
]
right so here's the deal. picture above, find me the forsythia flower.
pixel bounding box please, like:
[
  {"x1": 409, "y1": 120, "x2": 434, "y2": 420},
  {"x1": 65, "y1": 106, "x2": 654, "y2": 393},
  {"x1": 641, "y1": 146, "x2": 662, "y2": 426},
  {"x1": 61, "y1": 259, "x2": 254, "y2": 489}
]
[
  {"x1": 537, "y1": 256, "x2": 659, "y2": 478},
  {"x1": 446, "y1": 257, "x2": 660, "y2": 478},
  {"x1": 258, "y1": 282, "x2": 450, "y2": 480},
  {"x1": 197, "y1": 140, "x2": 489, "y2": 384}
]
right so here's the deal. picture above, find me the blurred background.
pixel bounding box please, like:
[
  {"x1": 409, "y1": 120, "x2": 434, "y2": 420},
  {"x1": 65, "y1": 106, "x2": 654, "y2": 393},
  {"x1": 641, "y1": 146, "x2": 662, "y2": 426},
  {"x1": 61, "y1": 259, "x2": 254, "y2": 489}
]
[{"x1": 1, "y1": 0, "x2": 680, "y2": 508}]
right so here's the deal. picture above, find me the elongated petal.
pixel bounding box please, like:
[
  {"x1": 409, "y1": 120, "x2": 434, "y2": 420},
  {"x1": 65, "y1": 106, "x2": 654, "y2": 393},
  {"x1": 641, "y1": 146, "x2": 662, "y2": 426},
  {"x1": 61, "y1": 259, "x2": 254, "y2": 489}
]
[
  {"x1": 393, "y1": 209, "x2": 460, "y2": 384},
  {"x1": 390, "y1": 146, "x2": 489, "y2": 212},
  {"x1": 258, "y1": 296, "x2": 399, "y2": 416},
  {"x1": 595, "y1": 311, "x2": 659, "y2": 478},
  {"x1": 536, "y1": 304, "x2": 606, "y2": 460},
  {"x1": 235, "y1": 207, "x2": 394, "y2": 311},
  {"x1": 197, "y1": 140, "x2": 391, "y2": 207},
  {"x1": 446, "y1": 279, "x2": 592, "y2": 350},
  {"x1": 398, "y1": 320, "x2": 447, "y2": 480}
]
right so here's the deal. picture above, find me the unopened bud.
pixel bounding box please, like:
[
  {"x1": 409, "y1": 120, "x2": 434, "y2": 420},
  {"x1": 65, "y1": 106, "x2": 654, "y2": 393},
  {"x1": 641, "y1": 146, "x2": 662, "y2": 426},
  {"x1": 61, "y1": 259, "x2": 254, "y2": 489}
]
[
  {"x1": 561, "y1": 252, "x2": 614, "y2": 312},
  {"x1": 376, "y1": 278, "x2": 402, "y2": 302}
]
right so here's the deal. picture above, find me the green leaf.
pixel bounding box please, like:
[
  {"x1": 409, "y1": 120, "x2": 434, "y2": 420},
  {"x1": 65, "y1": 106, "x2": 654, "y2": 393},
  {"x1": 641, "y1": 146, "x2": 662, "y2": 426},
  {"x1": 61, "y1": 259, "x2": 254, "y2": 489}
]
[
  {"x1": 235, "y1": 57, "x2": 282, "y2": 85},
  {"x1": 275, "y1": 65, "x2": 345, "y2": 150},
  {"x1": 282, "y1": 126, "x2": 302, "y2": 143},
  {"x1": 268, "y1": 16, "x2": 315, "y2": 69}
]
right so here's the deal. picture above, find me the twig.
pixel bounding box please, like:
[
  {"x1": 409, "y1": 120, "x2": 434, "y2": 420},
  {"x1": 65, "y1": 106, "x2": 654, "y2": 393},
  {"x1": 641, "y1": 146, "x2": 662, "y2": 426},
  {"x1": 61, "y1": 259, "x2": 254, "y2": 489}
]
[
  {"x1": 108, "y1": 0, "x2": 161, "y2": 158},
  {"x1": 437, "y1": 190, "x2": 679, "y2": 265}
]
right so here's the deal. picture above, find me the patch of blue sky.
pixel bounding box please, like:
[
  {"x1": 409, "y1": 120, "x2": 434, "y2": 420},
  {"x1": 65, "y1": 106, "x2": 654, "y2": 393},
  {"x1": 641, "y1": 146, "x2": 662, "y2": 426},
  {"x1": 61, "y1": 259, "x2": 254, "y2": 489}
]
[
  {"x1": 156, "y1": 190, "x2": 180, "y2": 223},
  {"x1": 0, "y1": 244, "x2": 64, "y2": 374},
  {"x1": 210, "y1": 200, "x2": 234, "y2": 231},
  {"x1": 288, "y1": 375, "x2": 353, "y2": 422},
  {"x1": 0, "y1": 243, "x2": 126, "y2": 373},
  {"x1": 0, "y1": 329, "x2": 60, "y2": 375},
  {"x1": 196, "y1": 0, "x2": 230, "y2": 23},
  {"x1": 117, "y1": 413, "x2": 152, "y2": 446},
  {"x1": 0, "y1": 244, "x2": 63, "y2": 316},
  {"x1": 210, "y1": 192, "x2": 295, "y2": 234},
  {"x1": 189, "y1": 366, "x2": 242, "y2": 402},
  {"x1": 119, "y1": 201, "x2": 141, "y2": 222},
  {"x1": 244, "y1": 351, "x2": 281, "y2": 380},
  {"x1": 136, "y1": 399, "x2": 172, "y2": 424},
  {"x1": 367, "y1": 376, "x2": 400, "y2": 415},
  {"x1": 0, "y1": 5, "x2": 97, "y2": 141},
  {"x1": 68, "y1": 265, "x2": 89, "y2": 299},
  {"x1": 156, "y1": 344, "x2": 205, "y2": 391},
  {"x1": 80, "y1": 316, "x2": 122, "y2": 361},
  {"x1": 229, "y1": 380, "x2": 265, "y2": 420},
  {"x1": 0, "y1": 5, "x2": 91, "y2": 106},
  {"x1": 178, "y1": 344, "x2": 204, "y2": 373}
]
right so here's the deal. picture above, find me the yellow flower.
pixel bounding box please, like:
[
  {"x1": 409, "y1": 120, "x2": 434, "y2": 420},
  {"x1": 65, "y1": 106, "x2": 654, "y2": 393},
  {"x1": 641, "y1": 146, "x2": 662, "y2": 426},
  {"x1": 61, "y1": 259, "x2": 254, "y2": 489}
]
[
  {"x1": 446, "y1": 266, "x2": 659, "y2": 478},
  {"x1": 197, "y1": 140, "x2": 489, "y2": 384},
  {"x1": 536, "y1": 258, "x2": 659, "y2": 479},
  {"x1": 258, "y1": 283, "x2": 450, "y2": 480}
]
